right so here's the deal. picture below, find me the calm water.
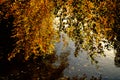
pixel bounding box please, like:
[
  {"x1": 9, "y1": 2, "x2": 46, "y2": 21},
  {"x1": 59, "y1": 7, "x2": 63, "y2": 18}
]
[
  {"x1": 54, "y1": 32, "x2": 120, "y2": 80},
  {"x1": 0, "y1": 32, "x2": 120, "y2": 80}
]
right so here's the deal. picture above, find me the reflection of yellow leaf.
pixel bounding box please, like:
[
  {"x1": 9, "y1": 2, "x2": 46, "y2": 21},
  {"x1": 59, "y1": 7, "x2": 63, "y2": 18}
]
[
  {"x1": 105, "y1": 27, "x2": 112, "y2": 31},
  {"x1": 83, "y1": 63, "x2": 89, "y2": 67},
  {"x1": 100, "y1": 17, "x2": 108, "y2": 26},
  {"x1": 87, "y1": 14, "x2": 93, "y2": 19},
  {"x1": 88, "y1": 1, "x2": 94, "y2": 9},
  {"x1": 95, "y1": 22, "x2": 100, "y2": 34},
  {"x1": 71, "y1": 66, "x2": 75, "y2": 70},
  {"x1": 25, "y1": 55, "x2": 29, "y2": 61}
]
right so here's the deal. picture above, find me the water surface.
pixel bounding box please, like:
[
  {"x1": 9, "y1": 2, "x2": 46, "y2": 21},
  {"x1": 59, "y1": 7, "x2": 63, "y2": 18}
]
[{"x1": 54, "y1": 32, "x2": 120, "y2": 80}]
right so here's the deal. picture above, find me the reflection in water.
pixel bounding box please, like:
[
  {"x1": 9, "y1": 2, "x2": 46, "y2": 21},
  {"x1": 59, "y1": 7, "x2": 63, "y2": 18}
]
[
  {"x1": 0, "y1": 30, "x2": 120, "y2": 80},
  {"x1": 114, "y1": 40, "x2": 120, "y2": 67},
  {"x1": 115, "y1": 52, "x2": 120, "y2": 67},
  {"x1": 0, "y1": 53, "x2": 68, "y2": 80},
  {"x1": 0, "y1": 0, "x2": 120, "y2": 80},
  {"x1": 0, "y1": 22, "x2": 119, "y2": 80},
  {"x1": 54, "y1": 32, "x2": 120, "y2": 80}
]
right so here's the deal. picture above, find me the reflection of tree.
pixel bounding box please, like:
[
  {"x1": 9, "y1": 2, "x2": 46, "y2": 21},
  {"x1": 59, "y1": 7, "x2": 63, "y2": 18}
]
[
  {"x1": 0, "y1": 1, "x2": 15, "y2": 61},
  {"x1": 114, "y1": 51, "x2": 120, "y2": 67},
  {"x1": 114, "y1": 42, "x2": 120, "y2": 66},
  {"x1": 53, "y1": 0, "x2": 116, "y2": 64},
  {"x1": 114, "y1": 33, "x2": 120, "y2": 67},
  {"x1": 0, "y1": 50, "x2": 102, "y2": 80},
  {"x1": 114, "y1": 0, "x2": 120, "y2": 67},
  {"x1": 0, "y1": 52, "x2": 69, "y2": 80},
  {"x1": 74, "y1": 40, "x2": 82, "y2": 57}
]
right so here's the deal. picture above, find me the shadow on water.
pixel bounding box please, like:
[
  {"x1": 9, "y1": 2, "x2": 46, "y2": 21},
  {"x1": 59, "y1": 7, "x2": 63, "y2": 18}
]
[
  {"x1": 114, "y1": 38, "x2": 120, "y2": 67},
  {"x1": 114, "y1": 0, "x2": 120, "y2": 68},
  {"x1": 0, "y1": 12, "x2": 14, "y2": 60},
  {"x1": 0, "y1": 27, "x2": 101, "y2": 80},
  {"x1": 114, "y1": 51, "x2": 120, "y2": 67},
  {"x1": 0, "y1": 1, "x2": 15, "y2": 76},
  {"x1": 0, "y1": 49, "x2": 68, "y2": 80}
]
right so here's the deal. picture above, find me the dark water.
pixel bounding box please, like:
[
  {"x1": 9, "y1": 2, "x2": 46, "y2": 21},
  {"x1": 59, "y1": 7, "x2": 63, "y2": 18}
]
[
  {"x1": 0, "y1": 32, "x2": 120, "y2": 80},
  {"x1": 54, "y1": 32, "x2": 120, "y2": 80}
]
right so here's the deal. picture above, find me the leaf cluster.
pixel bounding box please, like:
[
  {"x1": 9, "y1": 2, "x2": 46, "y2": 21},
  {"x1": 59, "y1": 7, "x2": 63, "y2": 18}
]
[{"x1": 8, "y1": 0, "x2": 57, "y2": 60}]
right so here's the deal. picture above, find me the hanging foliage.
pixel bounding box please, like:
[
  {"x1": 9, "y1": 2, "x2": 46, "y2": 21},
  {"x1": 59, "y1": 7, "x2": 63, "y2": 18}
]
[
  {"x1": 53, "y1": 0, "x2": 117, "y2": 63},
  {"x1": 8, "y1": 0, "x2": 57, "y2": 60}
]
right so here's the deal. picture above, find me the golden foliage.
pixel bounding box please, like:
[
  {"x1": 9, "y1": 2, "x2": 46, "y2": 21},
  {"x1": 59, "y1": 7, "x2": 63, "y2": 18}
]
[
  {"x1": 0, "y1": 0, "x2": 6, "y2": 4},
  {"x1": 8, "y1": 0, "x2": 57, "y2": 60},
  {"x1": 58, "y1": 0, "x2": 116, "y2": 57}
]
